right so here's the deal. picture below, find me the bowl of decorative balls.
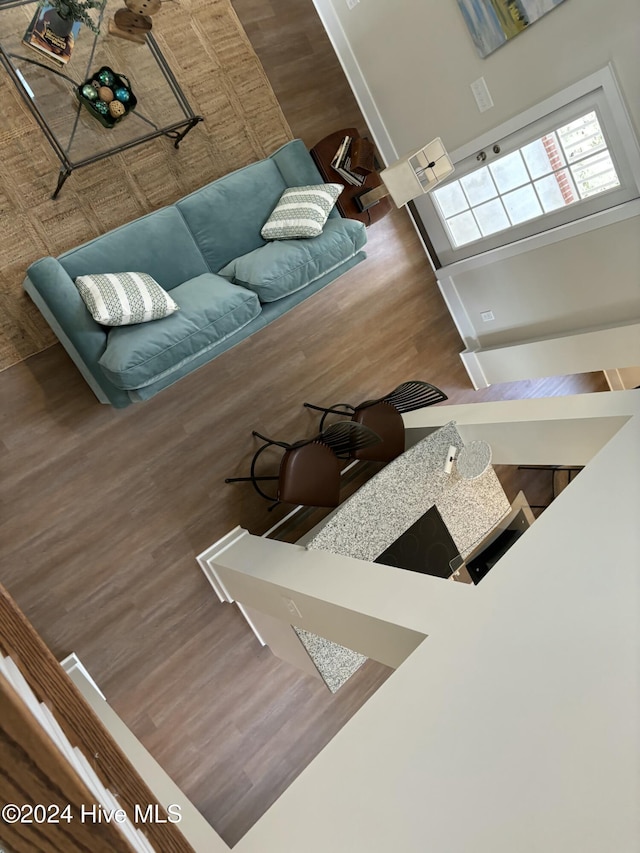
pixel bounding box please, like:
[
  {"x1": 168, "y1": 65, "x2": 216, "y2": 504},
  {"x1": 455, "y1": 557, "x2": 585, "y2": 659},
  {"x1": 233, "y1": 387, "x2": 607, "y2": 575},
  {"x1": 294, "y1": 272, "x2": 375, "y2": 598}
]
[{"x1": 77, "y1": 66, "x2": 137, "y2": 128}]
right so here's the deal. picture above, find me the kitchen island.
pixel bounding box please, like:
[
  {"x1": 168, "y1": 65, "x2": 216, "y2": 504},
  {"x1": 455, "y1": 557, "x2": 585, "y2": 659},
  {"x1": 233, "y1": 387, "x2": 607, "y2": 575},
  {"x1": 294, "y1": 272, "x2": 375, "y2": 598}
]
[{"x1": 293, "y1": 421, "x2": 511, "y2": 691}]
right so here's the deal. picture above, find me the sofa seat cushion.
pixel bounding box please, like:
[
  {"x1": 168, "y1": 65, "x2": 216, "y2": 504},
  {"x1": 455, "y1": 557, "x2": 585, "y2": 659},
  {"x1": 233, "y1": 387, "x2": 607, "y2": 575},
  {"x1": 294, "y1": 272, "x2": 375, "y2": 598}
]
[
  {"x1": 218, "y1": 218, "x2": 367, "y2": 303},
  {"x1": 98, "y1": 274, "x2": 261, "y2": 390}
]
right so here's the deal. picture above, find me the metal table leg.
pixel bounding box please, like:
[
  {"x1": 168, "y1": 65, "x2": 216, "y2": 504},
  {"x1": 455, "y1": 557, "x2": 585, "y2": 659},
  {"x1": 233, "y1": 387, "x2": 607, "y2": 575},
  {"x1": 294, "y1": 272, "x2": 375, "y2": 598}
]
[{"x1": 52, "y1": 167, "x2": 72, "y2": 199}]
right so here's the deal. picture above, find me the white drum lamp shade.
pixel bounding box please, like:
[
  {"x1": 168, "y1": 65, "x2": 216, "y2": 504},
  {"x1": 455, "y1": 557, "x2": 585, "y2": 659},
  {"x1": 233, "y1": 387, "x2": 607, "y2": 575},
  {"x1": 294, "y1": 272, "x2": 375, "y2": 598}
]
[
  {"x1": 355, "y1": 137, "x2": 454, "y2": 211},
  {"x1": 381, "y1": 138, "x2": 455, "y2": 206}
]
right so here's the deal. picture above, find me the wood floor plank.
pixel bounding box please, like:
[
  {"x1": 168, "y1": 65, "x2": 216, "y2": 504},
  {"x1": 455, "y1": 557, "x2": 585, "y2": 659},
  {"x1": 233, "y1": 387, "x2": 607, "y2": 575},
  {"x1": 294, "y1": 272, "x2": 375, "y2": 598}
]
[{"x1": 0, "y1": 0, "x2": 608, "y2": 846}]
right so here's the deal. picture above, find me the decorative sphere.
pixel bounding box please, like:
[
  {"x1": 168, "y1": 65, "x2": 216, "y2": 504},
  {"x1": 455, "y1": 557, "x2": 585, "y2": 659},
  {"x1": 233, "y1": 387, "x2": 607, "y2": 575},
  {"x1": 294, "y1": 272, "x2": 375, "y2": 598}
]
[
  {"x1": 114, "y1": 87, "x2": 130, "y2": 103},
  {"x1": 109, "y1": 100, "x2": 126, "y2": 118},
  {"x1": 97, "y1": 69, "x2": 115, "y2": 86},
  {"x1": 97, "y1": 86, "x2": 114, "y2": 103},
  {"x1": 94, "y1": 100, "x2": 109, "y2": 115},
  {"x1": 81, "y1": 84, "x2": 98, "y2": 101}
]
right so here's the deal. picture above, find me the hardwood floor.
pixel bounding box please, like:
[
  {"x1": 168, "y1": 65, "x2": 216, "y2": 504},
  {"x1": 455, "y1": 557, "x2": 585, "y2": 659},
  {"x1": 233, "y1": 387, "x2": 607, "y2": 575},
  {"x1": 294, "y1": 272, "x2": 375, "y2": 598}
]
[
  {"x1": 0, "y1": 0, "x2": 607, "y2": 846},
  {"x1": 232, "y1": 0, "x2": 368, "y2": 147}
]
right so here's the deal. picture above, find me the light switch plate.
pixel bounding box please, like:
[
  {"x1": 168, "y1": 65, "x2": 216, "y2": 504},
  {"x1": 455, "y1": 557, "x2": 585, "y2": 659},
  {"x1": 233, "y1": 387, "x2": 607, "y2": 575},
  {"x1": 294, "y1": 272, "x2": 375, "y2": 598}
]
[
  {"x1": 480, "y1": 310, "x2": 495, "y2": 322},
  {"x1": 346, "y1": 0, "x2": 359, "y2": 8},
  {"x1": 471, "y1": 77, "x2": 494, "y2": 113}
]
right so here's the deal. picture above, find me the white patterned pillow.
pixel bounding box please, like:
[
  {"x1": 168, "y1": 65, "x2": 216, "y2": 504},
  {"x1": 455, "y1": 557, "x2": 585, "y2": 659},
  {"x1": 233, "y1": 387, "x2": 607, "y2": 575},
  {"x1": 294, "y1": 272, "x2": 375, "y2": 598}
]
[
  {"x1": 261, "y1": 183, "x2": 343, "y2": 240},
  {"x1": 74, "y1": 272, "x2": 179, "y2": 326}
]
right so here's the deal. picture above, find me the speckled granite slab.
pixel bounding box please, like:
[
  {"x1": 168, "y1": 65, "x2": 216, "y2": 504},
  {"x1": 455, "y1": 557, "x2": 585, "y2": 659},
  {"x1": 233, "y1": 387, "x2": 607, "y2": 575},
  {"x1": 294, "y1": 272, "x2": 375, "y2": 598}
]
[
  {"x1": 292, "y1": 627, "x2": 366, "y2": 693},
  {"x1": 306, "y1": 422, "x2": 510, "y2": 561},
  {"x1": 294, "y1": 422, "x2": 511, "y2": 692}
]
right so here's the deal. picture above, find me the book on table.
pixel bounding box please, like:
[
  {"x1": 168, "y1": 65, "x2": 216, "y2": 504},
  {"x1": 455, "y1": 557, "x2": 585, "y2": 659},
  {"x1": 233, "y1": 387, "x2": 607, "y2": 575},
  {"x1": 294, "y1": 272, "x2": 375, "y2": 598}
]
[
  {"x1": 331, "y1": 136, "x2": 366, "y2": 187},
  {"x1": 331, "y1": 135, "x2": 350, "y2": 169},
  {"x1": 350, "y1": 137, "x2": 375, "y2": 175},
  {"x1": 23, "y1": 4, "x2": 82, "y2": 67}
]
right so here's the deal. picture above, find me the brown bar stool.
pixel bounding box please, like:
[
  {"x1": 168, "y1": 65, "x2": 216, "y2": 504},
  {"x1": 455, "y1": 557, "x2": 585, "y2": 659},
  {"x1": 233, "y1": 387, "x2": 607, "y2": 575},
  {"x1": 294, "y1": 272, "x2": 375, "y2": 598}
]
[
  {"x1": 351, "y1": 400, "x2": 405, "y2": 463},
  {"x1": 304, "y1": 380, "x2": 448, "y2": 464},
  {"x1": 225, "y1": 421, "x2": 381, "y2": 510}
]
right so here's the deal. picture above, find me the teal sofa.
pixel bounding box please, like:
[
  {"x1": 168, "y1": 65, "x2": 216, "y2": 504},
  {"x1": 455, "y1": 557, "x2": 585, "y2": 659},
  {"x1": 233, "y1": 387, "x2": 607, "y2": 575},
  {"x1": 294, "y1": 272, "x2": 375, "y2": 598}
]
[{"x1": 23, "y1": 140, "x2": 367, "y2": 407}]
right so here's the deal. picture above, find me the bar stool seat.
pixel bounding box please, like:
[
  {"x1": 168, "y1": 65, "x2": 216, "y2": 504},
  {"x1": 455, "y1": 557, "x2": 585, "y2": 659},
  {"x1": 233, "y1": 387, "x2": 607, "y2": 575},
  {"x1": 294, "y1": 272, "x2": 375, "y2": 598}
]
[
  {"x1": 225, "y1": 421, "x2": 382, "y2": 510},
  {"x1": 352, "y1": 401, "x2": 405, "y2": 463},
  {"x1": 303, "y1": 380, "x2": 447, "y2": 465},
  {"x1": 278, "y1": 441, "x2": 341, "y2": 507}
]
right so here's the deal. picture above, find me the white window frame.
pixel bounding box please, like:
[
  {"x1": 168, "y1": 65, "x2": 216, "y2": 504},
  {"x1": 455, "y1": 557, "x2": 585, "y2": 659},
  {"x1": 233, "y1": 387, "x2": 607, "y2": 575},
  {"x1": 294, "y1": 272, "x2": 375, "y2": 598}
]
[{"x1": 426, "y1": 64, "x2": 640, "y2": 279}]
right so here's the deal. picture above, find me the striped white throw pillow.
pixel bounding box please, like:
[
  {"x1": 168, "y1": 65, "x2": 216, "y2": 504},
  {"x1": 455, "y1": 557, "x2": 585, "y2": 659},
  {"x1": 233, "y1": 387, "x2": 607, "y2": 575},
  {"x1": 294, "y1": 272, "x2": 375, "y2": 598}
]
[
  {"x1": 261, "y1": 183, "x2": 343, "y2": 240},
  {"x1": 74, "y1": 272, "x2": 179, "y2": 326}
]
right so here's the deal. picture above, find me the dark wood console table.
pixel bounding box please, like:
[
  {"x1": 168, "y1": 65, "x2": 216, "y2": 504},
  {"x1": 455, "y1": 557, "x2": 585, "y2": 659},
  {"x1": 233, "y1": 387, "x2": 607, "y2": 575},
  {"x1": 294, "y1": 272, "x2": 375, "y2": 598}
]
[{"x1": 310, "y1": 128, "x2": 391, "y2": 226}]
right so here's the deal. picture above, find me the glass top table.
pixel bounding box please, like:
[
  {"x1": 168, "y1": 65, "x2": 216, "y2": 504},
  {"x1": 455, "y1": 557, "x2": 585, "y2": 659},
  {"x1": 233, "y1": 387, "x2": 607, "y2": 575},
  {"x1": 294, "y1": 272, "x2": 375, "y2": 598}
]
[{"x1": 0, "y1": 0, "x2": 203, "y2": 197}]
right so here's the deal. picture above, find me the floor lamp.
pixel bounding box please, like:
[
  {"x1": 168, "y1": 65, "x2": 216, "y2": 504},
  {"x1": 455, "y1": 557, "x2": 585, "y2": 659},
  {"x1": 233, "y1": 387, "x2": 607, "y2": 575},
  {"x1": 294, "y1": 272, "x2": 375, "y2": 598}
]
[{"x1": 355, "y1": 137, "x2": 455, "y2": 212}]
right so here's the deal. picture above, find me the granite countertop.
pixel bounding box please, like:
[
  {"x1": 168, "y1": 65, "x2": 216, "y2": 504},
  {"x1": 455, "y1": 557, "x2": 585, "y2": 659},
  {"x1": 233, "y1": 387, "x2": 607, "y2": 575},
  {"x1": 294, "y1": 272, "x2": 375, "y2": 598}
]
[
  {"x1": 306, "y1": 422, "x2": 510, "y2": 561},
  {"x1": 293, "y1": 422, "x2": 511, "y2": 692}
]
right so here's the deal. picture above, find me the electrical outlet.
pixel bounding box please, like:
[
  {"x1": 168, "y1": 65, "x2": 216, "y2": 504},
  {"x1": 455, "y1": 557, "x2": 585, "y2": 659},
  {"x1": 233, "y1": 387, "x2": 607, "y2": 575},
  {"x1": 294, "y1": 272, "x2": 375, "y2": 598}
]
[
  {"x1": 470, "y1": 77, "x2": 494, "y2": 113},
  {"x1": 480, "y1": 310, "x2": 495, "y2": 322},
  {"x1": 346, "y1": 0, "x2": 359, "y2": 8},
  {"x1": 282, "y1": 597, "x2": 302, "y2": 619}
]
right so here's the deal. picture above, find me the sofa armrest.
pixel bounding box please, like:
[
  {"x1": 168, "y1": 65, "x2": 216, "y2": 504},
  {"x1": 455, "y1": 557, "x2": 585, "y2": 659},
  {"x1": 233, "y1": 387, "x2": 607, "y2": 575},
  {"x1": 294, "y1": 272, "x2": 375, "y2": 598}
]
[
  {"x1": 269, "y1": 138, "x2": 327, "y2": 189},
  {"x1": 24, "y1": 258, "x2": 130, "y2": 407}
]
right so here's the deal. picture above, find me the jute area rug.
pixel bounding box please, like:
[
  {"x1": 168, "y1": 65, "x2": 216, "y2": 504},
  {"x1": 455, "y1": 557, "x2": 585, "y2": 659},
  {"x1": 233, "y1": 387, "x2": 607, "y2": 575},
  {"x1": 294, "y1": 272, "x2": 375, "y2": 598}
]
[{"x1": 0, "y1": 0, "x2": 292, "y2": 372}]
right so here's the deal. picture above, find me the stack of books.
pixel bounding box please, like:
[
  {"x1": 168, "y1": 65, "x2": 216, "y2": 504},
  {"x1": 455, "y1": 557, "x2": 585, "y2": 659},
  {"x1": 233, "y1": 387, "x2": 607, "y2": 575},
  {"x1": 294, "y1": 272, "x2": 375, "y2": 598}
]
[
  {"x1": 23, "y1": 4, "x2": 82, "y2": 66},
  {"x1": 331, "y1": 136, "x2": 366, "y2": 187}
]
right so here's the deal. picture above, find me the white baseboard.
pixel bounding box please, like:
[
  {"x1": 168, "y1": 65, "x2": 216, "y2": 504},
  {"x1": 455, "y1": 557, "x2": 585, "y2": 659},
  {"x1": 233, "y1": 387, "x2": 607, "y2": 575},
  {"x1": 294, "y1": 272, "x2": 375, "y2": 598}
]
[
  {"x1": 196, "y1": 526, "x2": 248, "y2": 603},
  {"x1": 459, "y1": 351, "x2": 490, "y2": 389},
  {"x1": 310, "y1": 0, "x2": 396, "y2": 164}
]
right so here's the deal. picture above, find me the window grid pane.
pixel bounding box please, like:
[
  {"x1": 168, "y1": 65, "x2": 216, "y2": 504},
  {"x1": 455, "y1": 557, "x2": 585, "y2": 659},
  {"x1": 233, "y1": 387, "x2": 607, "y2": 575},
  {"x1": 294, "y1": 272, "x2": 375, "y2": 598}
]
[
  {"x1": 473, "y1": 197, "x2": 510, "y2": 236},
  {"x1": 557, "y1": 112, "x2": 606, "y2": 163},
  {"x1": 459, "y1": 167, "x2": 498, "y2": 206},
  {"x1": 434, "y1": 109, "x2": 622, "y2": 248},
  {"x1": 571, "y1": 152, "x2": 620, "y2": 198},
  {"x1": 489, "y1": 151, "x2": 530, "y2": 193},
  {"x1": 535, "y1": 169, "x2": 578, "y2": 212},
  {"x1": 502, "y1": 184, "x2": 543, "y2": 225},
  {"x1": 521, "y1": 133, "x2": 565, "y2": 179},
  {"x1": 432, "y1": 180, "x2": 469, "y2": 218},
  {"x1": 445, "y1": 209, "x2": 481, "y2": 247}
]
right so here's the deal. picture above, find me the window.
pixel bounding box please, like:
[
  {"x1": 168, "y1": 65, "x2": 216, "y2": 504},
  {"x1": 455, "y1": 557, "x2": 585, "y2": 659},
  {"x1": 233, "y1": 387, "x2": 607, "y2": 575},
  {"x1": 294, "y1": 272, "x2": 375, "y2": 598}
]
[
  {"x1": 433, "y1": 111, "x2": 621, "y2": 249},
  {"x1": 413, "y1": 67, "x2": 640, "y2": 267}
]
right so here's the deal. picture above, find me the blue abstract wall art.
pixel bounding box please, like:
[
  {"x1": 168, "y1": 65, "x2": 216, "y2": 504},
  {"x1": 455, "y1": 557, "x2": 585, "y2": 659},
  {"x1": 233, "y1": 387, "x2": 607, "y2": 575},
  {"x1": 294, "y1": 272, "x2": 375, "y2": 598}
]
[{"x1": 456, "y1": 0, "x2": 568, "y2": 58}]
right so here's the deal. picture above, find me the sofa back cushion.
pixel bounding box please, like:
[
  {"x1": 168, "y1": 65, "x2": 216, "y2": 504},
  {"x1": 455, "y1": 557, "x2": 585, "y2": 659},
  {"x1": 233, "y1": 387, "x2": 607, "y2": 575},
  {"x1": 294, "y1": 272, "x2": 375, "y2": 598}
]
[
  {"x1": 98, "y1": 273, "x2": 261, "y2": 390},
  {"x1": 58, "y1": 208, "x2": 210, "y2": 290},
  {"x1": 176, "y1": 158, "x2": 287, "y2": 273},
  {"x1": 219, "y1": 219, "x2": 367, "y2": 303}
]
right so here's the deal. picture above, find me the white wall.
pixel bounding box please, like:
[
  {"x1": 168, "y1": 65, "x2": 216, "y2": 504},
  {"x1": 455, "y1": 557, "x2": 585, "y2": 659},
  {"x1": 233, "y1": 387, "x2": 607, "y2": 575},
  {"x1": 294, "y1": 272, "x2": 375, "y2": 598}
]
[
  {"x1": 322, "y1": 0, "x2": 640, "y2": 157},
  {"x1": 315, "y1": 0, "x2": 640, "y2": 385},
  {"x1": 606, "y1": 365, "x2": 640, "y2": 390},
  {"x1": 452, "y1": 216, "x2": 640, "y2": 348},
  {"x1": 233, "y1": 396, "x2": 640, "y2": 853},
  {"x1": 403, "y1": 389, "x2": 637, "y2": 464},
  {"x1": 465, "y1": 322, "x2": 640, "y2": 387},
  {"x1": 212, "y1": 542, "x2": 436, "y2": 668}
]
